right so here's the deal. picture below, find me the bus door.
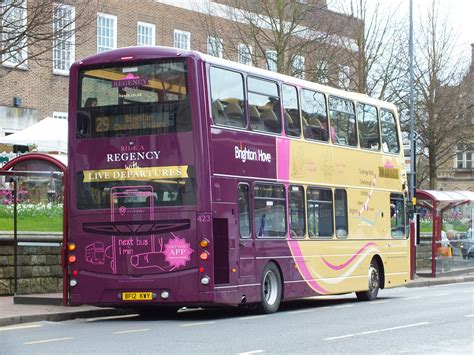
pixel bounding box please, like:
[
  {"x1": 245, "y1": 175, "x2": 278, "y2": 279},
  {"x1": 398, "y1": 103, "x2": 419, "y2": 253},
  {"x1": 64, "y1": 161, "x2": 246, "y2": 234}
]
[{"x1": 237, "y1": 184, "x2": 256, "y2": 281}]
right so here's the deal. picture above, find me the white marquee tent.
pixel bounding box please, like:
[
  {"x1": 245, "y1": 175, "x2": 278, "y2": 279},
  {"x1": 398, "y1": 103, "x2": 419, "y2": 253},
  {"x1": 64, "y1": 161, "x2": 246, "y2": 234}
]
[{"x1": 0, "y1": 117, "x2": 67, "y2": 153}]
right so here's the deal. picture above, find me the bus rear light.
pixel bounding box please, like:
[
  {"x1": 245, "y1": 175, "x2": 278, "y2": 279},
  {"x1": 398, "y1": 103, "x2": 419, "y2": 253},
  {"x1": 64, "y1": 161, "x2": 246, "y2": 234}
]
[
  {"x1": 68, "y1": 243, "x2": 76, "y2": 251},
  {"x1": 199, "y1": 251, "x2": 209, "y2": 260},
  {"x1": 200, "y1": 276, "x2": 210, "y2": 285},
  {"x1": 161, "y1": 291, "x2": 169, "y2": 299},
  {"x1": 199, "y1": 239, "x2": 210, "y2": 248},
  {"x1": 72, "y1": 270, "x2": 79, "y2": 277},
  {"x1": 68, "y1": 255, "x2": 76, "y2": 263},
  {"x1": 199, "y1": 267, "x2": 205, "y2": 273},
  {"x1": 69, "y1": 279, "x2": 77, "y2": 287}
]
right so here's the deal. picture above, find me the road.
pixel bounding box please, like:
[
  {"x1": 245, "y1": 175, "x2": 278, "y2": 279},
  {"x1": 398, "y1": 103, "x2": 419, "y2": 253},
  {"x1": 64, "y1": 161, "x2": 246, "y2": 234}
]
[{"x1": 1, "y1": 282, "x2": 473, "y2": 354}]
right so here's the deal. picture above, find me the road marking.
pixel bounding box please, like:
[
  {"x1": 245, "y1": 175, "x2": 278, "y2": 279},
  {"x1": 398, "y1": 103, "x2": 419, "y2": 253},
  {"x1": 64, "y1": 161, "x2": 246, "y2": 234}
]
[
  {"x1": 238, "y1": 315, "x2": 268, "y2": 321},
  {"x1": 238, "y1": 350, "x2": 265, "y2": 355},
  {"x1": 462, "y1": 289, "x2": 474, "y2": 293},
  {"x1": 180, "y1": 321, "x2": 215, "y2": 327},
  {"x1": 86, "y1": 314, "x2": 139, "y2": 322},
  {"x1": 24, "y1": 337, "x2": 74, "y2": 345},
  {"x1": 324, "y1": 322, "x2": 430, "y2": 341},
  {"x1": 404, "y1": 296, "x2": 422, "y2": 300},
  {"x1": 290, "y1": 309, "x2": 315, "y2": 314},
  {"x1": 333, "y1": 304, "x2": 354, "y2": 309},
  {"x1": 113, "y1": 329, "x2": 149, "y2": 334},
  {"x1": 0, "y1": 324, "x2": 42, "y2": 332},
  {"x1": 373, "y1": 300, "x2": 389, "y2": 304},
  {"x1": 465, "y1": 314, "x2": 474, "y2": 318},
  {"x1": 433, "y1": 292, "x2": 453, "y2": 296}
]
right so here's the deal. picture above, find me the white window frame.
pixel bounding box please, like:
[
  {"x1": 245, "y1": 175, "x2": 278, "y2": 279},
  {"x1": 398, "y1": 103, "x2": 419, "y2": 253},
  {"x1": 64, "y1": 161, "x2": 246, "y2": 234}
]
[
  {"x1": 266, "y1": 50, "x2": 277, "y2": 72},
  {"x1": 2, "y1": 0, "x2": 28, "y2": 69},
  {"x1": 97, "y1": 13, "x2": 117, "y2": 53},
  {"x1": 173, "y1": 29, "x2": 190, "y2": 50},
  {"x1": 455, "y1": 147, "x2": 473, "y2": 169},
  {"x1": 292, "y1": 55, "x2": 305, "y2": 79},
  {"x1": 53, "y1": 111, "x2": 68, "y2": 120},
  {"x1": 238, "y1": 43, "x2": 252, "y2": 66},
  {"x1": 339, "y1": 64, "x2": 350, "y2": 89},
  {"x1": 207, "y1": 36, "x2": 223, "y2": 58},
  {"x1": 137, "y1": 21, "x2": 155, "y2": 47},
  {"x1": 53, "y1": 3, "x2": 75, "y2": 75}
]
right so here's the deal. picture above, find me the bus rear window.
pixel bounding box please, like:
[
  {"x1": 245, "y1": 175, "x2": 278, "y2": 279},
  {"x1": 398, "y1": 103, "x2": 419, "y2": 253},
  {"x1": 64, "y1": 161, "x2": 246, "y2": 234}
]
[
  {"x1": 76, "y1": 167, "x2": 196, "y2": 210},
  {"x1": 77, "y1": 59, "x2": 191, "y2": 138}
]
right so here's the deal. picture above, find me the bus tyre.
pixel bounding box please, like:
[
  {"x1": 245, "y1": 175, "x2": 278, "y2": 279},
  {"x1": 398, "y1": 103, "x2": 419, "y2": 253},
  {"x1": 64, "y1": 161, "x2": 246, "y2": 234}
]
[
  {"x1": 257, "y1": 262, "x2": 282, "y2": 314},
  {"x1": 356, "y1": 260, "x2": 380, "y2": 301}
]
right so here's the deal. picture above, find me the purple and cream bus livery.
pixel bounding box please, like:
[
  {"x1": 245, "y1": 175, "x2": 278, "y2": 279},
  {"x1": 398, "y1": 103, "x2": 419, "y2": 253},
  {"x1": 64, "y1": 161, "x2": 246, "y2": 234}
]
[{"x1": 67, "y1": 46, "x2": 410, "y2": 314}]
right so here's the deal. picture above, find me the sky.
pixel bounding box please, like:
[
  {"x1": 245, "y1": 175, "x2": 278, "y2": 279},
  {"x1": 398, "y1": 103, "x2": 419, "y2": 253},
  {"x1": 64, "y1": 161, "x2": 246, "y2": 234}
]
[{"x1": 329, "y1": 0, "x2": 474, "y2": 66}]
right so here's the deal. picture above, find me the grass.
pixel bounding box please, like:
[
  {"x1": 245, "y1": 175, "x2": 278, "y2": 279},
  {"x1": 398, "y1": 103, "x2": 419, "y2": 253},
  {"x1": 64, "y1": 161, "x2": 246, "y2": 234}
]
[{"x1": 0, "y1": 203, "x2": 63, "y2": 232}]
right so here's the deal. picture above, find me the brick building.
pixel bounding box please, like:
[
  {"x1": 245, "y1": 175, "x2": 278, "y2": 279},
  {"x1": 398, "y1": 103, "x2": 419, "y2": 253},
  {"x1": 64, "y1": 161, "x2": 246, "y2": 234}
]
[
  {"x1": 0, "y1": 0, "x2": 361, "y2": 137},
  {"x1": 437, "y1": 44, "x2": 474, "y2": 191}
]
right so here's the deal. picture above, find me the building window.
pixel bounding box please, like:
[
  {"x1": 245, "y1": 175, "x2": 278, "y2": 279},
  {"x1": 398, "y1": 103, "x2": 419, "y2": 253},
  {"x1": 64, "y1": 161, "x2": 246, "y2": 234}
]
[
  {"x1": 292, "y1": 55, "x2": 305, "y2": 79},
  {"x1": 456, "y1": 146, "x2": 473, "y2": 169},
  {"x1": 97, "y1": 13, "x2": 117, "y2": 53},
  {"x1": 53, "y1": 112, "x2": 68, "y2": 120},
  {"x1": 207, "y1": 36, "x2": 223, "y2": 58},
  {"x1": 266, "y1": 50, "x2": 277, "y2": 72},
  {"x1": 174, "y1": 29, "x2": 190, "y2": 50},
  {"x1": 53, "y1": 4, "x2": 75, "y2": 75},
  {"x1": 137, "y1": 22, "x2": 155, "y2": 46},
  {"x1": 2, "y1": 0, "x2": 28, "y2": 68},
  {"x1": 316, "y1": 60, "x2": 329, "y2": 84},
  {"x1": 238, "y1": 43, "x2": 252, "y2": 66}
]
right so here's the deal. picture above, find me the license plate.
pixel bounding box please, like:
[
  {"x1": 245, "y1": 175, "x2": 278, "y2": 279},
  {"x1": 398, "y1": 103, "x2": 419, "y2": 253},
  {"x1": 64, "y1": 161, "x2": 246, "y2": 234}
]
[{"x1": 122, "y1": 292, "x2": 153, "y2": 301}]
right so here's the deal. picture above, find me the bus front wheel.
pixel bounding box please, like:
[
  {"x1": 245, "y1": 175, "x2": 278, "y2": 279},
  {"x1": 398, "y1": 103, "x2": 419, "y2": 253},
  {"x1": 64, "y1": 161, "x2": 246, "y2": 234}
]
[
  {"x1": 356, "y1": 260, "x2": 380, "y2": 301},
  {"x1": 257, "y1": 262, "x2": 282, "y2": 314}
]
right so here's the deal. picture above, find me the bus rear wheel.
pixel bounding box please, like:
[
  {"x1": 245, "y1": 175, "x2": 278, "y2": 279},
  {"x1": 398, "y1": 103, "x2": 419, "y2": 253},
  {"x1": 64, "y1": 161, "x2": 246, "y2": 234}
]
[
  {"x1": 257, "y1": 262, "x2": 282, "y2": 314},
  {"x1": 356, "y1": 260, "x2": 380, "y2": 301}
]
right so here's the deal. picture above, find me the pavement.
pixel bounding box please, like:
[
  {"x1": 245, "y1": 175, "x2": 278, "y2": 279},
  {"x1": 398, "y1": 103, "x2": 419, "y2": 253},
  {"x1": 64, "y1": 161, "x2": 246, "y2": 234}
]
[{"x1": 1, "y1": 274, "x2": 473, "y2": 328}]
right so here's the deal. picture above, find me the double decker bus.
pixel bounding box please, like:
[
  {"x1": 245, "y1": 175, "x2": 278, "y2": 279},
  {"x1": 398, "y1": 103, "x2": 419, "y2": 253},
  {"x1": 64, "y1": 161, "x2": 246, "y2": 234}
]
[{"x1": 67, "y1": 46, "x2": 409, "y2": 314}]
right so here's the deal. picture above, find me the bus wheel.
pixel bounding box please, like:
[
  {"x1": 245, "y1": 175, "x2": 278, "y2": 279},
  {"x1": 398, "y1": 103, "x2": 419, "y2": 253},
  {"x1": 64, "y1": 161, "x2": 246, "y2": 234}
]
[
  {"x1": 257, "y1": 262, "x2": 282, "y2": 314},
  {"x1": 356, "y1": 260, "x2": 380, "y2": 301}
]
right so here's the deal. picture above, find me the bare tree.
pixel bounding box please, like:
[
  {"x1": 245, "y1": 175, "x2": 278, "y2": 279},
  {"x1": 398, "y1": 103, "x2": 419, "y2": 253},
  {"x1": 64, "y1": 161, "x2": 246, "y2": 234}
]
[
  {"x1": 0, "y1": 0, "x2": 98, "y2": 75},
  {"x1": 330, "y1": 0, "x2": 407, "y2": 99},
  {"x1": 411, "y1": 0, "x2": 472, "y2": 189},
  {"x1": 192, "y1": 0, "x2": 360, "y2": 80}
]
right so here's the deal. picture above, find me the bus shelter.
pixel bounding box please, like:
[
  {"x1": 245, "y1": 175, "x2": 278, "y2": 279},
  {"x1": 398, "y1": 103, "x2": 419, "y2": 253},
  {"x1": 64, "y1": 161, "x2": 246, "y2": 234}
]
[
  {"x1": 0, "y1": 153, "x2": 68, "y2": 305},
  {"x1": 416, "y1": 190, "x2": 474, "y2": 277}
]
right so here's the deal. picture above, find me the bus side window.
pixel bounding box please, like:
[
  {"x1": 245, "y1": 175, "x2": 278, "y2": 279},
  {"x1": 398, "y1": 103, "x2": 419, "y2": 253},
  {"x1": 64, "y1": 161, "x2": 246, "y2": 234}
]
[
  {"x1": 390, "y1": 193, "x2": 405, "y2": 238},
  {"x1": 282, "y1": 84, "x2": 301, "y2": 137},
  {"x1": 357, "y1": 103, "x2": 380, "y2": 150},
  {"x1": 238, "y1": 184, "x2": 251, "y2": 238},
  {"x1": 329, "y1": 96, "x2": 357, "y2": 147},
  {"x1": 289, "y1": 185, "x2": 306, "y2": 238},
  {"x1": 301, "y1": 89, "x2": 328, "y2": 142},
  {"x1": 254, "y1": 184, "x2": 286, "y2": 238},
  {"x1": 210, "y1": 66, "x2": 246, "y2": 128},
  {"x1": 248, "y1": 76, "x2": 282, "y2": 134},
  {"x1": 380, "y1": 110, "x2": 400, "y2": 154},
  {"x1": 335, "y1": 189, "x2": 348, "y2": 238},
  {"x1": 307, "y1": 187, "x2": 334, "y2": 238}
]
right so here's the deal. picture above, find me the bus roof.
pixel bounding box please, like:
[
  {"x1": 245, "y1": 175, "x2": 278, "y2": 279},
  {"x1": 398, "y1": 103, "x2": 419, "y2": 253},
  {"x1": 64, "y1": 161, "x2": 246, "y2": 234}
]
[{"x1": 75, "y1": 46, "x2": 398, "y2": 113}]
